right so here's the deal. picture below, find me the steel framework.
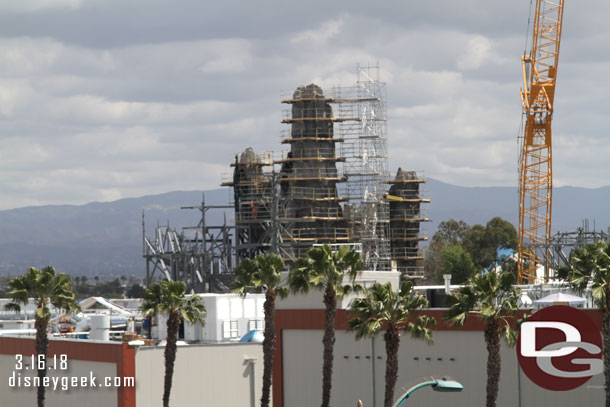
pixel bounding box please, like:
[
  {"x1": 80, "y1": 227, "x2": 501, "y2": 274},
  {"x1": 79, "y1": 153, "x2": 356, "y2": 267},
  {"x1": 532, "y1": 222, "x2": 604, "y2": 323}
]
[
  {"x1": 142, "y1": 195, "x2": 234, "y2": 292},
  {"x1": 547, "y1": 222, "x2": 610, "y2": 272},
  {"x1": 517, "y1": 0, "x2": 565, "y2": 283}
]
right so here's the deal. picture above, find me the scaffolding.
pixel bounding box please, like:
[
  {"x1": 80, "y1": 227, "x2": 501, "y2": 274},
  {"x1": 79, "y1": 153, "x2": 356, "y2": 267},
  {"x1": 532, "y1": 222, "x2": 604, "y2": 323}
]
[
  {"x1": 330, "y1": 65, "x2": 392, "y2": 271},
  {"x1": 222, "y1": 65, "x2": 427, "y2": 274},
  {"x1": 280, "y1": 66, "x2": 391, "y2": 270},
  {"x1": 386, "y1": 169, "x2": 430, "y2": 277},
  {"x1": 278, "y1": 83, "x2": 349, "y2": 259}
]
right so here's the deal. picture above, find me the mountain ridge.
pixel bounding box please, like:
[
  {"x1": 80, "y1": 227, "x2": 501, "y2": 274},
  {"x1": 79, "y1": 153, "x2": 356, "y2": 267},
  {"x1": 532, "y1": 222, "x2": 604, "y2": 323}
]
[{"x1": 1, "y1": 180, "x2": 608, "y2": 277}]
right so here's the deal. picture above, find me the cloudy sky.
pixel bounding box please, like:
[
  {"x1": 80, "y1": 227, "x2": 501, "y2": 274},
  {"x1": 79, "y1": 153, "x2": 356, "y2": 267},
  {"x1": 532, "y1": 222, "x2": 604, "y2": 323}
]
[{"x1": 1, "y1": 0, "x2": 608, "y2": 210}]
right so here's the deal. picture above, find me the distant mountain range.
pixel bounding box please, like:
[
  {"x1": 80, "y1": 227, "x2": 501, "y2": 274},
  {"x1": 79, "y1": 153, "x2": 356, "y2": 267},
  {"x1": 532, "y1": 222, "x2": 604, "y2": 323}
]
[{"x1": 1, "y1": 179, "x2": 608, "y2": 278}]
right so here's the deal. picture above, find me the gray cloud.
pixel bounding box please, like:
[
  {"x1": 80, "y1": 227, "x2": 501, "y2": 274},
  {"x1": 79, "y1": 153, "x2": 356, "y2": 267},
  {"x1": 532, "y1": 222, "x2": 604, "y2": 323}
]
[{"x1": 0, "y1": 1, "x2": 609, "y2": 210}]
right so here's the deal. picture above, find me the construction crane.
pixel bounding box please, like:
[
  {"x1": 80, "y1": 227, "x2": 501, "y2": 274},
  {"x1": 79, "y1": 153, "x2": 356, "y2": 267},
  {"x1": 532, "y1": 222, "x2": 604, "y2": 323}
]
[{"x1": 517, "y1": 0, "x2": 565, "y2": 284}]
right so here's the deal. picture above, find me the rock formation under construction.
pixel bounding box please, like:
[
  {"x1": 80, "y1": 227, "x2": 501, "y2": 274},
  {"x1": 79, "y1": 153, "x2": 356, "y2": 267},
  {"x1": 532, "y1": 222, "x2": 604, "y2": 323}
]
[
  {"x1": 279, "y1": 84, "x2": 348, "y2": 259},
  {"x1": 387, "y1": 168, "x2": 430, "y2": 275}
]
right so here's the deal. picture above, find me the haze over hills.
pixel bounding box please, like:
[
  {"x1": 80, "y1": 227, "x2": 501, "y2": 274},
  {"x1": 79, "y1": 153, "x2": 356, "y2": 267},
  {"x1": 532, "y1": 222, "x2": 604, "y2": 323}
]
[{"x1": 0, "y1": 179, "x2": 608, "y2": 278}]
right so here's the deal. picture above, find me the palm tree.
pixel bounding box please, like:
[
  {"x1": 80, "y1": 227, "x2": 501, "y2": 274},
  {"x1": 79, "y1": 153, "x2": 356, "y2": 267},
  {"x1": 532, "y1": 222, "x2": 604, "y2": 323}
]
[
  {"x1": 141, "y1": 280, "x2": 206, "y2": 407},
  {"x1": 348, "y1": 281, "x2": 435, "y2": 407},
  {"x1": 560, "y1": 241, "x2": 610, "y2": 406},
  {"x1": 289, "y1": 244, "x2": 364, "y2": 407},
  {"x1": 231, "y1": 254, "x2": 288, "y2": 407},
  {"x1": 5, "y1": 266, "x2": 80, "y2": 407},
  {"x1": 443, "y1": 270, "x2": 519, "y2": 407}
]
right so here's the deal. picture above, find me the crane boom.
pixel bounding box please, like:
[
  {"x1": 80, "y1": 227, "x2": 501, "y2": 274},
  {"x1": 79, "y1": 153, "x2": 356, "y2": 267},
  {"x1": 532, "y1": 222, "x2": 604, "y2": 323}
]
[{"x1": 517, "y1": 0, "x2": 565, "y2": 284}]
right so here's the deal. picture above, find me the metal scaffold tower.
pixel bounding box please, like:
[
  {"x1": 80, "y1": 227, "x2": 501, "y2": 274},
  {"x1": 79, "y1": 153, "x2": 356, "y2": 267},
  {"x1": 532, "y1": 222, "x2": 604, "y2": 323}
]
[
  {"x1": 331, "y1": 65, "x2": 391, "y2": 271},
  {"x1": 142, "y1": 195, "x2": 234, "y2": 292}
]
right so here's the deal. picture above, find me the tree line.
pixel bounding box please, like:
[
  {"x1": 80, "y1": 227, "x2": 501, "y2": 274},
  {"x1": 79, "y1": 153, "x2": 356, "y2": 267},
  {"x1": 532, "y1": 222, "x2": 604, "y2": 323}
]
[{"x1": 425, "y1": 216, "x2": 518, "y2": 284}]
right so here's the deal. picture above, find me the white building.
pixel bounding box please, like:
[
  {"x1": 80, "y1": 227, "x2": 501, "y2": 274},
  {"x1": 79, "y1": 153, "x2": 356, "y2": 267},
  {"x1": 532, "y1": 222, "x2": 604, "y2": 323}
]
[{"x1": 153, "y1": 293, "x2": 265, "y2": 342}]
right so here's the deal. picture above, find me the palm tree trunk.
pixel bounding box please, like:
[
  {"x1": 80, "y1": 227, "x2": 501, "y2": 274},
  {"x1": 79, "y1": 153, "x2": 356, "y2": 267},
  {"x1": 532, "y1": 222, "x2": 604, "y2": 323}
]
[
  {"x1": 321, "y1": 283, "x2": 337, "y2": 407},
  {"x1": 163, "y1": 311, "x2": 180, "y2": 407},
  {"x1": 261, "y1": 288, "x2": 276, "y2": 407},
  {"x1": 35, "y1": 316, "x2": 49, "y2": 407},
  {"x1": 602, "y1": 286, "x2": 610, "y2": 407},
  {"x1": 383, "y1": 326, "x2": 401, "y2": 407},
  {"x1": 484, "y1": 319, "x2": 501, "y2": 407}
]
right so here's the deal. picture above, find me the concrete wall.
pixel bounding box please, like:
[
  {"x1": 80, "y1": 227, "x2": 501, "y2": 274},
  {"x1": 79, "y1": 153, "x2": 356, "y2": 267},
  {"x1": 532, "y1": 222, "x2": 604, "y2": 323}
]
[
  {"x1": 280, "y1": 328, "x2": 604, "y2": 407},
  {"x1": 0, "y1": 337, "x2": 132, "y2": 407},
  {"x1": 277, "y1": 271, "x2": 401, "y2": 310},
  {"x1": 1, "y1": 355, "x2": 117, "y2": 406},
  {"x1": 135, "y1": 342, "x2": 264, "y2": 407}
]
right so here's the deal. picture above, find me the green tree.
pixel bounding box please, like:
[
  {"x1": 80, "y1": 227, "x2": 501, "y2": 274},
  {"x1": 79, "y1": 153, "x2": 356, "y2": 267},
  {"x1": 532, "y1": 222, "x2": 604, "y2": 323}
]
[
  {"x1": 432, "y1": 219, "x2": 470, "y2": 246},
  {"x1": 462, "y1": 217, "x2": 517, "y2": 270},
  {"x1": 348, "y1": 282, "x2": 435, "y2": 407},
  {"x1": 141, "y1": 281, "x2": 206, "y2": 407},
  {"x1": 561, "y1": 242, "x2": 610, "y2": 406},
  {"x1": 92, "y1": 278, "x2": 124, "y2": 298},
  {"x1": 425, "y1": 219, "x2": 471, "y2": 282},
  {"x1": 126, "y1": 283, "x2": 147, "y2": 298},
  {"x1": 5, "y1": 266, "x2": 80, "y2": 407},
  {"x1": 443, "y1": 270, "x2": 520, "y2": 407},
  {"x1": 231, "y1": 254, "x2": 288, "y2": 407},
  {"x1": 426, "y1": 217, "x2": 517, "y2": 282},
  {"x1": 289, "y1": 244, "x2": 364, "y2": 407},
  {"x1": 437, "y1": 245, "x2": 478, "y2": 284}
]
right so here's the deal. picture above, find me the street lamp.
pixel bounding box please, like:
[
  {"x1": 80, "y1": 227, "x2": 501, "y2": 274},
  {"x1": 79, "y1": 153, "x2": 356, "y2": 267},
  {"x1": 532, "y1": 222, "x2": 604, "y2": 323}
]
[{"x1": 392, "y1": 377, "x2": 464, "y2": 407}]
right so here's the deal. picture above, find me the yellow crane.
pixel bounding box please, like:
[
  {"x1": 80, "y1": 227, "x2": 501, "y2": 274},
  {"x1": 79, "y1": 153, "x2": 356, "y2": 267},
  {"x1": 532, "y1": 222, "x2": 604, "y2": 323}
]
[{"x1": 517, "y1": 0, "x2": 565, "y2": 283}]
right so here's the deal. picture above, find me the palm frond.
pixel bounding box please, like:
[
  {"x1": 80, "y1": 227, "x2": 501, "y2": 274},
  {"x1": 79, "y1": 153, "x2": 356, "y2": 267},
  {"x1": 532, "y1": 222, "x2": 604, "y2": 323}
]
[
  {"x1": 289, "y1": 244, "x2": 363, "y2": 299},
  {"x1": 4, "y1": 302, "x2": 22, "y2": 312},
  {"x1": 347, "y1": 282, "x2": 432, "y2": 344},
  {"x1": 443, "y1": 269, "x2": 519, "y2": 333},
  {"x1": 6, "y1": 266, "x2": 79, "y2": 320},
  {"x1": 141, "y1": 280, "x2": 206, "y2": 324}
]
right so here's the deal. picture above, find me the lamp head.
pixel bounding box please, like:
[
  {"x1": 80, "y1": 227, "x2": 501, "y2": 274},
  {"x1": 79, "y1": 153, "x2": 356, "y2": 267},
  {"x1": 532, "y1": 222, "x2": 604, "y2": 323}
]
[{"x1": 432, "y1": 378, "x2": 464, "y2": 393}]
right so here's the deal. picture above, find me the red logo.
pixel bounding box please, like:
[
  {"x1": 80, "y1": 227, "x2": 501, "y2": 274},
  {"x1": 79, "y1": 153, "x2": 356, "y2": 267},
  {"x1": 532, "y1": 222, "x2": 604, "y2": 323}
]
[{"x1": 517, "y1": 305, "x2": 602, "y2": 391}]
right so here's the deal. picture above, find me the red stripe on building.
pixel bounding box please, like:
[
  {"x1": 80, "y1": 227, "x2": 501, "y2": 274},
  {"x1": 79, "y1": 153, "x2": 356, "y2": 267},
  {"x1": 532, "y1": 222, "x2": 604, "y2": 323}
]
[{"x1": 0, "y1": 337, "x2": 136, "y2": 407}]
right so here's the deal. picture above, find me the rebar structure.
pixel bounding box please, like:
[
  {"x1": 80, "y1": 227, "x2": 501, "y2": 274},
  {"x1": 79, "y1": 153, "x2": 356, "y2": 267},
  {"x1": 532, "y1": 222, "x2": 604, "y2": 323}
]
[{"x1": 142, "y1": 195, "x2": 234, "y2": 292}]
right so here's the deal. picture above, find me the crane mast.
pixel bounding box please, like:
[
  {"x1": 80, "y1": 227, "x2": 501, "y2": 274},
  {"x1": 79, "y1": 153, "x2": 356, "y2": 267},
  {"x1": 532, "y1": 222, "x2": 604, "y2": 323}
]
[{"x1": 517, "y1": 0, "x2": 565, "y2": 284}]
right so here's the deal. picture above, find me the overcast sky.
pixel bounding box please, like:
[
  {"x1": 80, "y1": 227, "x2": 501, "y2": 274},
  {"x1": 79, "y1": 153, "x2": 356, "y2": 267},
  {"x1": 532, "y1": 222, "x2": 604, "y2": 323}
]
[{"x1": 0, "y1": 0, "x2": 608, "y2": 210}]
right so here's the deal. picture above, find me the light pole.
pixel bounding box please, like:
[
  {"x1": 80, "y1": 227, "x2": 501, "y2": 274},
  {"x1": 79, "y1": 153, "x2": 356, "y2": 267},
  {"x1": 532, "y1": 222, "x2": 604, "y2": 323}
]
[{"x1": 392, "y1": 377, "x2": 464, "y2": 407}]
